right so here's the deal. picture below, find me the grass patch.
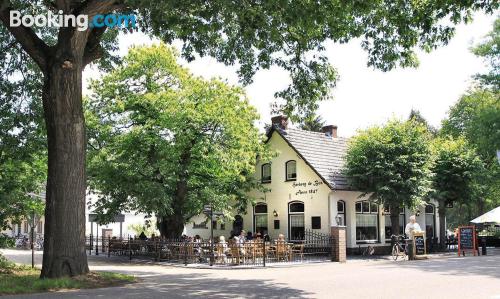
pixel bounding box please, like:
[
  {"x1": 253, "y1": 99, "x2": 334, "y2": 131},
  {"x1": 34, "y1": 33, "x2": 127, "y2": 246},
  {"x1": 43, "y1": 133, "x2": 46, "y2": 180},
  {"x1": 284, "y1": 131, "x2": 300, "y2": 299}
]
[{"x1": 0, "y1": 255, "x2": 135, "y2": 295}]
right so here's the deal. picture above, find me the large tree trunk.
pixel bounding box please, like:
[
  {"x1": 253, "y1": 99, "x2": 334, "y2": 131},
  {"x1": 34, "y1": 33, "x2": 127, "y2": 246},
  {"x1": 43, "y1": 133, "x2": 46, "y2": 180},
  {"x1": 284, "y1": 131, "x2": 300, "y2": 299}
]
[
  {"x1": 157, "y1": 147, "x2": 192, "y2": 239},
  {"x1": 40, "y1": 48, "x2": 89, "y2": 278},
  {"x1": 158, "y1": 214, "x2": 185, "y2": 239},
  {"x1": 389, "y1": 205, "x2": 401, "y2": 246},
  {"x1": 438, "y1": 199, "x2": 447, "y2": 251}
]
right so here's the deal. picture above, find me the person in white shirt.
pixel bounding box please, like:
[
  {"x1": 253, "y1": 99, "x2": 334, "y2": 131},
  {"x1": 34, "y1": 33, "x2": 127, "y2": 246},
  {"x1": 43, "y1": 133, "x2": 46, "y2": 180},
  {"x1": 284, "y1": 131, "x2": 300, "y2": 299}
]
[{"x1": 405, "y1": 215, "x2": 422, "y2": 239}]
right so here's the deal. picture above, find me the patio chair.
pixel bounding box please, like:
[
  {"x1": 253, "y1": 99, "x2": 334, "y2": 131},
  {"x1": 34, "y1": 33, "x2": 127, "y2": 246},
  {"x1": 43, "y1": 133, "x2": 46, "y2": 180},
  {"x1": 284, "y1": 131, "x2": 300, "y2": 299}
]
[
  {"x1": 215, "y1": 244, "x2": 227, "y2": 264},
  {"x1": 228, "y1": 243, "x2": 242, "y2": 265},
  {"x1": 266, "y1": 243, "x2": 276, "y2": 261},
  {"x1": 291, "y1": 244, "x2": 305, "y2": 262},
  {"x1": 276, "y1": 241, "x2": 289, "y2": 261}
]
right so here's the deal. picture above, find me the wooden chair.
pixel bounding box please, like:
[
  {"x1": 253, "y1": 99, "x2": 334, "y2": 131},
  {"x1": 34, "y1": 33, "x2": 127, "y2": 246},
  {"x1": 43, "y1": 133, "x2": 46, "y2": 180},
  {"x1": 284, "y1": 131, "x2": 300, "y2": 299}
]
[
  {"x1": 244, "y1": 243, "x2": 256, "y2": 263},
  {"x1": 266, "y1": 243, "x2": 276, "y2": 261},
  {"x1": 215, "y1": 244, "x2": 227, "y2": 264},
  {"x1": 276, "y1": 241, "x2": 289, "y2": 261},
  {"x1": 254, "y1": 241, "x2": 265, "y2": 260},
  {"x1": 179, "y1": 243, "x2": 195, "y2": 262},
  {"x1": 291, "y1": 244, "x2": 305, "y2": 261},
  {"x1": 228, "y1": 243, "x2": 241, "y2": 264}
]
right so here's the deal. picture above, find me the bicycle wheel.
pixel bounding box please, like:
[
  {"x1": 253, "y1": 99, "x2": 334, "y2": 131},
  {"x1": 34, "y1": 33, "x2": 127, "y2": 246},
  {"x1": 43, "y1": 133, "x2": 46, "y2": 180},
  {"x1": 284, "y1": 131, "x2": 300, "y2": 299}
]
[
  {"x1": 392, "y1": 244, "x2": 399, "y2": 261},
  {"x1": 402, "y1": 245, "x2": 408, "y2": 260}
]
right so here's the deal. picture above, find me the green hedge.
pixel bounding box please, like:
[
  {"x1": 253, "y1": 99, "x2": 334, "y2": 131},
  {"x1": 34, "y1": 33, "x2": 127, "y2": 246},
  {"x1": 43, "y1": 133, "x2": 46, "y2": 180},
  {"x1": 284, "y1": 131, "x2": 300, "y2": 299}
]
[{"x1": 0, "y1": 234, "x2": 15, "y2": 249}]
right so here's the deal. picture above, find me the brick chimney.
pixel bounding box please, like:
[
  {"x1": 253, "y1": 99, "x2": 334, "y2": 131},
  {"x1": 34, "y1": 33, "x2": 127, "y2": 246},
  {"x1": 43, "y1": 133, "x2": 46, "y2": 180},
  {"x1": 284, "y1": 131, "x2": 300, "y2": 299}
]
[
  {"x1": 321, "y1": 125, "x2": 338, "y2": 138},
  {"x1": 271, "y1": 115, "x2": 288, "y2": 131}
]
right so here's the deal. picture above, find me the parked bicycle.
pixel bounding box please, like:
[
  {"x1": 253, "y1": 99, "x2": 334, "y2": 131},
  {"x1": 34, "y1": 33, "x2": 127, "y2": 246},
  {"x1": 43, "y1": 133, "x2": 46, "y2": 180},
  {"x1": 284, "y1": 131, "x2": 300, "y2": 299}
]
[
  {"x1": 391, "y1": 235, "x2": 407, "y2": 261},
  {"x1": 15, "y1": 236, "x2": 29, "y2": 249},
  {"x1": 362, "y1": 245, "x2": 375, "y2": 257}
]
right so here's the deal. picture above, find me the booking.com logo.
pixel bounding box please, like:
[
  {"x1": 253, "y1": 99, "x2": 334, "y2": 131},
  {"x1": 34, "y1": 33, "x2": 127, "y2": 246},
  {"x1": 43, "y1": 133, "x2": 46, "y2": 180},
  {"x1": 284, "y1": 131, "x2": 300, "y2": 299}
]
[{"x1": 10, "y1": 10, "x2": 137, "y2": 31}]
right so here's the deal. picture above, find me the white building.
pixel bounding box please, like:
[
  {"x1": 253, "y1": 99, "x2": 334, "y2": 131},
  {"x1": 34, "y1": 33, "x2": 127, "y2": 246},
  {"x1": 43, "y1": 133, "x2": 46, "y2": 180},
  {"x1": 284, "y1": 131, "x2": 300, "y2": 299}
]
[
  {"x1": 185, "y1": 116, "x2": 441, "y2": 254},
  {"x1": 1, "y1": 192, "x2": 152, "y2": 240}
]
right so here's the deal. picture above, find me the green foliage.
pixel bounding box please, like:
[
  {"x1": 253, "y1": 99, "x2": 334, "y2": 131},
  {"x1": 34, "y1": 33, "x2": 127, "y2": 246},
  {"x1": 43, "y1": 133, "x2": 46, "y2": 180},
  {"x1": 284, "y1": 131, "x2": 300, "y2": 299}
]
[
  {"x1": 0, "y1": 253, "x2": 16, "y2": 273},
  {"x1": 441, "y1": 89, "x2": 500, "y2": 214},
  {"x1": 298, "y1": 113, "x2": 326, "y2": 132},
  {"x1": 127, "y1": 221, "x2": 159, "y2": 238},
  {"x1": 442, "y1": 90, "x2": 500, "y2": 161},
  {"x1": 86, "y1": 44, "x2": 267, "y2": 232},
  {"x1": 0, "y1": 266, "x2": 135, "y2": 295},
  {"x1": 0, "y1": 18, "x2": 47, "y2": 229},
  {"x1": 439, "y1": 17, "x2": 500, "y2": 224},
  {"x1": 0, "y1": 234, "x2": 15, "y2": 249},
  {"x1": 471, "y1": 17, "x2": 500, "y2": 91},
  {"x1": 409, "y1": 109, "x2": 437, "y2": 136},
  {"x1": 344, "y1": 119, "x2": 432, "y2": 211},
  {"x1": 429, "y1": 137, "x2": 484, "y2": 207},
  {"x1": 1, "y1": 1, "x2": 497, "y2": 119}
]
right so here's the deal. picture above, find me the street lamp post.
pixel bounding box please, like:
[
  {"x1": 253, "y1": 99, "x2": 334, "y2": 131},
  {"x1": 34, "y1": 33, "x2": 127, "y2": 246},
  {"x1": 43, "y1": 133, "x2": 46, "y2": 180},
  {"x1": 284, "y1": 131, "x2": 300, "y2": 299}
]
[
  {"x1": 210, "y1": 205, "x2": 214, "y2": 267},
  {"x1": 26, "y1": 192, "x2": 43, "y2": 269},
  {"x1": 203, "y1": 204, "x2": 224, "y2": 266}
]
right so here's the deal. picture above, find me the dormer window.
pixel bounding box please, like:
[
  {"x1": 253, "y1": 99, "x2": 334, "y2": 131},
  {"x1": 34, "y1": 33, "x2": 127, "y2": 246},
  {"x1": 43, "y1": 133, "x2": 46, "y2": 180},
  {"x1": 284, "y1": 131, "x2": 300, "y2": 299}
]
[
  {"x1": 261, "y1": 163, "x2": 271, "y2": 183},
  {"x1": 285, "y1": 160, "x2": 297, "y2": 181}
]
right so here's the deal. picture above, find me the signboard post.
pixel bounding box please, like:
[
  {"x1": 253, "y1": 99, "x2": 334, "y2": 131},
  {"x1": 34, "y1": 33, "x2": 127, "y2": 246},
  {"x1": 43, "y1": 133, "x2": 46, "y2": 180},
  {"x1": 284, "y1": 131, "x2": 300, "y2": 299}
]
[
  {"x1": 458, "y1": 225, "x2": 477, "y2": 257},
  {"x1": 413, "y1": 232, "x2": 426, "y2": 256}
]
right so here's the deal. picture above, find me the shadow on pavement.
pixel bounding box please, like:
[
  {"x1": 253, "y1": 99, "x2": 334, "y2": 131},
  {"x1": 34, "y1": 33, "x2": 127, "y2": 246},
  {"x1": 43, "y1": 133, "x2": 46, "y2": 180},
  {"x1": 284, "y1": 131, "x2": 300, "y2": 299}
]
[
  {"x1": 6, "y1": 272, "x2": 312, "y2": 299},
  {"x1": 373, "y1": 254, "x2": 500, "y2": 280}
]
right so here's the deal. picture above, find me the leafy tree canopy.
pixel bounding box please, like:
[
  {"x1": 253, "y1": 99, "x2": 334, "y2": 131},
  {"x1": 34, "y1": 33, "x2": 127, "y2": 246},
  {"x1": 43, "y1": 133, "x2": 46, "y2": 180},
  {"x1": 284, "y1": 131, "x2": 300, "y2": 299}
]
[
  {"x1": 471, "y1": 16, "x2": 500, "y2": 91},
  {"x1": 86, "y1": 44, "x2": 267, "y2": 237},
  {"x1": 430, "y1": 136, "x2": 484, "y2": 206},
  {"x1": 298, "y1": 112, "x2": 326, "y2": 132},
  {"x1": 409, "y1": 109, "x2": 437, "y2": 135},
  {"x1": 344, "y1": 119, "x2": 432, "y2": 211},
  {"x1": 441, "y1": 89, "x2": 500, "y2": 162},
  {"x1": 1, "y1": 1, "x2": 498, "y2": 119},
  {"x1": 429, "y1": 136, "x2": 484, "y2": 245},
  {"x1": 0, "y1": 58, "x2": 46, "y2": 229}
]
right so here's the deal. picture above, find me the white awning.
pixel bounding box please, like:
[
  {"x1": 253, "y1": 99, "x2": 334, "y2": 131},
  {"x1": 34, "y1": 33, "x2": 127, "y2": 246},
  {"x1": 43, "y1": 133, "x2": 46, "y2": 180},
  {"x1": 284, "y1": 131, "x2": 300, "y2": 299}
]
[{"x1": 470, "y1": 206, "x2": 500, "y2": 224}]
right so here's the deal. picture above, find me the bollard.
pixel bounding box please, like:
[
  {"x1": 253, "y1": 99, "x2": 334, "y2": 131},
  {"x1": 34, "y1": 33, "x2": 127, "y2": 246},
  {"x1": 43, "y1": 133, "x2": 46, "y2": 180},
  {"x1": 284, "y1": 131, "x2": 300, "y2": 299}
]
[
  {"x1": 263, "y1": 241, "x2": 266, "y2": 267},
  {"x1": 184, "y1": 241, "x2": 188, "y2": 266},
  {"x1": 129, "y1": 236, "x2": 132, "y2": 261},
  {"x1": 407, "y1": 239, "x2": 415, "y2": 260},
  {"x1": 481, "y1": 237, "x2": 487, "y2": 256},
  {"x1": 89, "y1": 235, "x2": 93, "y2": 256}
]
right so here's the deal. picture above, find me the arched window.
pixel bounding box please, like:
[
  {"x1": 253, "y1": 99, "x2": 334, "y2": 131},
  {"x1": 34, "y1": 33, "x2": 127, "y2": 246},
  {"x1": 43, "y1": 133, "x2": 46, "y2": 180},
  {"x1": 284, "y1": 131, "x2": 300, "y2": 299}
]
[
  {"x1": 288, "y1": 201, "x2": 305, "y2": 240},
  {"x1": 261, "y1": 163, "x2": 271, "y2": 183},
  {"x1": 285, "y1": 160, "x2": 297, "y2": 181},
  {"x1": 337, "y1": 200, "x2": 346, "y2": 226},
  {"x1": 233, "y1": 215, "x2": 243, "y2": 235},
  {"x1": 384, "y1": 206, "x2": 405, "y2": 240},
  {"x1": 425, "y1": 204, "x2": 436, "y2": 238},
  {"x1": 355, "y1": 200, "x2": 379, "y2": 242},
  {"x1": 254, "y1": 203, "x2": 268, "y2": 235}
]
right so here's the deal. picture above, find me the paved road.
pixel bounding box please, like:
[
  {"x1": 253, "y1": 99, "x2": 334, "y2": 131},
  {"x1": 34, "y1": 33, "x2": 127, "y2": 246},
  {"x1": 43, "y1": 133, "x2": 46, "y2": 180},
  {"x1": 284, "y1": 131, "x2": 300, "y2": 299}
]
[{"x1": 2, "y1": 249, "x2": 500, "y2": 299}]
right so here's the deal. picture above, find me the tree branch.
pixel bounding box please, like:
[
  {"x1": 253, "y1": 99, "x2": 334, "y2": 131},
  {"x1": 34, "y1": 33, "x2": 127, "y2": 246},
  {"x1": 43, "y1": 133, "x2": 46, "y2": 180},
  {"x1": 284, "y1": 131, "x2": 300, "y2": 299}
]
[
  {"x1": 83, "y1": 26, "x2": 107, "y2": 66},
  {"x1": 0, "y1": 0, "x2": 51, "y2": 72}
]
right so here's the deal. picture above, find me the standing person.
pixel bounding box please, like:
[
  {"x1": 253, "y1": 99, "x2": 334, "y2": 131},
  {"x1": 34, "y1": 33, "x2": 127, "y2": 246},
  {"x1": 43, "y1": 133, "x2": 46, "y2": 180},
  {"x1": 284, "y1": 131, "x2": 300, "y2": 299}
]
[
  {"x1": 238, "y1": 230, "x2": 247, "y2": 245},
  {"x1": 405, "y1": 215, "x2": 422, "y2": 239}
]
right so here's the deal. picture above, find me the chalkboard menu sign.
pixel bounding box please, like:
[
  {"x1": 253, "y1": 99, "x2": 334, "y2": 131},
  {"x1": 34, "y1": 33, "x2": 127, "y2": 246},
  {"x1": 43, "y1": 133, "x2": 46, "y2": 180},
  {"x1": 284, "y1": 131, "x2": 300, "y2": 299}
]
[
  {"x1": 413, "y1": 232, "x2": 426, "y2": 255},
  {"x1": 458, "y1": 226, "x2": 477, "y2": 256}
]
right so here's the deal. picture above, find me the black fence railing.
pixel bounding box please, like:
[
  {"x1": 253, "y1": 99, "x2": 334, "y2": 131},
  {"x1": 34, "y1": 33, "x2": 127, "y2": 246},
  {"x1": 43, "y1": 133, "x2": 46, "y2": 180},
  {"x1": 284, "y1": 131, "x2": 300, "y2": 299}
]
[{"x1": 86, "y1": 230, "x2": 335, "y2": 267}]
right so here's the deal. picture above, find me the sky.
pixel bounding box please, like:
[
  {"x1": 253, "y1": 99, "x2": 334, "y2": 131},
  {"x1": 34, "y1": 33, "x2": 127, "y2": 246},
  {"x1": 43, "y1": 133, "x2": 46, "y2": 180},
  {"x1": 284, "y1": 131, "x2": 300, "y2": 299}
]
[{"x1": 83, "y1": 12, "x2": 497, "y2": 137}]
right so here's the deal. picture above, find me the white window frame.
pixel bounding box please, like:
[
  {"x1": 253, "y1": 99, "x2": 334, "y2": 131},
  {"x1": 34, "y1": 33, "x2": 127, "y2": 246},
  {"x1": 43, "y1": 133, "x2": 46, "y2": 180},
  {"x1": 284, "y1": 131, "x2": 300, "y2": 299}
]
[{"x1": 285, "y1": 160, "x2": 297, "y2": 181}]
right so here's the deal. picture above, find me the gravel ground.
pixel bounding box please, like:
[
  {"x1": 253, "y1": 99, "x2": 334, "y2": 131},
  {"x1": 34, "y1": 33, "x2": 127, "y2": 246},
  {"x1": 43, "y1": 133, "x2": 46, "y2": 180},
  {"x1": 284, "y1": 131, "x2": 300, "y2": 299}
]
[{"x1": 2, "y1": 248, "x2": 500, "y2": 299}]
